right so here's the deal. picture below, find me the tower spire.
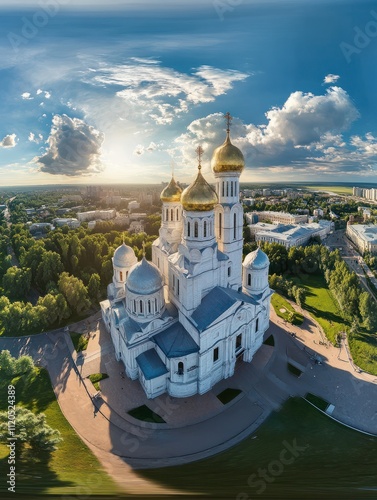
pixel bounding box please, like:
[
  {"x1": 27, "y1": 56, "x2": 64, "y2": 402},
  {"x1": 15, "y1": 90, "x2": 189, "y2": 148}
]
[
  {"x1": 224, "y1": 111, "x2": 233, "y2": 139},
  {"x1": 196, "y1": 145, "x2": 204, "y2": 171}
]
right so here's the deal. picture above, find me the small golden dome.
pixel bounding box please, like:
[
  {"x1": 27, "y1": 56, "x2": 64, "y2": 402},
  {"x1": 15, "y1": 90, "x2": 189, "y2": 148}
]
[
  {"x1": 181, "y1": 167, "x2": 218, "y2": 212},
  {"x1": 160, "y1": 176, "x2": 182, "y2": 202},
  {"x1": 211, "y1": 131, "x2": 245, "y2": 174}
]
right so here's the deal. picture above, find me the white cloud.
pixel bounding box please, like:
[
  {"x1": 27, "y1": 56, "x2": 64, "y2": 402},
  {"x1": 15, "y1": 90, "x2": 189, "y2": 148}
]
[
  {"x1": 90, "y1": 61, "x2": 249, "y2": 125},
  {"x1": 0, "y1": 134, "x2": 17, "y2": 148},
  {"x1": 28, "y1": 132, "x2": 43, "y2": 144},
  {"x1": 171, "y1": 87, "x2": 367, "y2": 177},
  {"x1": 324, "y1": 74, "x2": 340, "y2": 84},
  {"x1": 21, "y1": 92, "x2": 33, "y2": 100},
  {"x1": 133, "y1": 141, "x2": 163, "y2": 156},
  {"x1": 35, "y1": 114, "x2": 104, "y2": 176},
  {"x1": 36, "y1": 89, "x2": 43, "y2": 95},
  {"x1": 44, "y1": 91, "x2": 51, "y2": 99}
]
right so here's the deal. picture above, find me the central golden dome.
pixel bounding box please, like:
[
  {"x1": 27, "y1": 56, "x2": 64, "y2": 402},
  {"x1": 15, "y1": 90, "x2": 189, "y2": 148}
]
[
  {"x1": 181, "y1": 167, "x2": 218, "y2": 212},
  {"x1": 211, "y1": 131, "x2": 245, "y2": 174},
  {"x1": 160, "y1": 176, "x2": 182, "y2": 202}
]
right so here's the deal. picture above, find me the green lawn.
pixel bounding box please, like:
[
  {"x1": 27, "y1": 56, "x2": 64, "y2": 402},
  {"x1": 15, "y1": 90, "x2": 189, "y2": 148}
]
[
  {"x1": 305, "y1": 393, "x2": 330, "y2": 412},
  {"x1": 89, "y1": 372, "x2": 109, "y2": 391},
  {"x1": 292, "y1": 274, "x2": 346, "y2": 345},
  {"x1": 0, "y1": 367, "x2": 119, "y2": 496},
  {"x1": 128, "y1": 405, "x2": 166, "y2": 424},
  {"x1": 216, "y1": 388, "x2": 242, "y2": 405},
  {"x1": 348, "y1": 331, "x2": 377, "y2": 376},
  {"x1": 70, "y1": 331, "x2": 89, "y2": 352},
  {"x1": 301, "y1": 185, "x2": 353, "y2": 195},
  {"x1": 271, "y1": 293, "x2": 304, "y2": 325}
]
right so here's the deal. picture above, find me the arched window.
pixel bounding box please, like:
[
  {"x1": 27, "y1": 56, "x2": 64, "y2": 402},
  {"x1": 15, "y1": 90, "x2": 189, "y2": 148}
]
[
  {"x1": 171, "y1": 208, "x2": 174, "y2": 221},
  {"x1": 148, "y1": 300, "x2": 151, "y2": 314},
  {"x1": 226, "y1": 182, "x2": 229, "y2": 197},
  {"x1": 228, "y1": 266, "x2": 231, "y2": 277},
  {"x1": 194, "y1": 221, "x2": 198, "y2": 238},
  {"x1": 222, "y1": 181, "x2": 225, "y2": 197},
  {"x1": 120, "y1": 271, "x2": 123, "y2": 281},
  {"x1": 187, "y1": 221, "x2": 191, "y2": 237},
  {"x1": 204, "y1": 220, "x2": 207, "y2": 238},
  {"x1": 234, "y1": 213, "x2": 237, "y2": 240},
  {"x1": 176, "y1": 208, "x2": 179, "y2": 220},
  {"x1": 256, "y1": 318, "x2": 259, "y2": 332},
  {"x1": 248, "y1": 273, "x2": 251, "y2": 286},
  {"x1": 219, "y1": 213, "x2": 222, "y2": 238},
  {"x1": 166, "y1": 208, "x2": 169, "y2": 221},
  {"x1": 139, "y1": 300, "x2": 143, "y2": 314},
  {"x1": 178, "y1": 362, "x2": 184, "y2": 375},
  {"x1": 133, "y1": 301, "x2": 136, "y2": 313},
  {"x1": 231, "y1": 181, "x2": 234, "y2": 197}
]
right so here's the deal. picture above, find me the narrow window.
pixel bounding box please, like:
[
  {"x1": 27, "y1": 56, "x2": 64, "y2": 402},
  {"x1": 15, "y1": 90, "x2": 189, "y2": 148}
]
[
  {"x1": 187, "y1": 221, "x2": 191, "y2": 237},
  {"x1": 194, "y1": 221, "x2": 198, "y2": 238},
  {"x1": 234, "y1": 213, "x2": 237, "y2": 240},
  {"x1": 213, "y1": 347, "x2": 219, "y2": 362},
  {"x1": 171, "y1": 208, "x2": 174, "y2": 221},
  {"x1": 139, "y1": 300, "x2": 143, "y2": 314},
  {"x1": 226, "y1": 182, "x2": 229, "y2": 197},
  {"x1": 173, "y1": 274, "x2": 175, "y2": 290},
  {"x1": 148, "y1": 300, "x2": 151, "y2": 314},
  {"x1": 120, "y1": 271, "x2": 123, "y2": 281},
  {"x1": 219, "y1": 213, "x2": 222, "y2": 238},
  {"x1": 248, "y1": 273, "x2": 251, "y2": 286},
  {"x1": 222, "y1": 181, "x2": 225, "y2": 197},
  {"x1": 178, "y1": 362, "x2": 184, "y2": 375},
  {"x1": 166, "y1": 208, "x2": 169, "y2": 221},
  {"x1": 256, "y1": 318, "x2": 259, "y2": 332},
  {"x1": 231, "y1": 181, "x2": 234, "y2": 197},
  {"x1": 133, "y1": 301, "x2": 136, "y2": 313},
  {"x1": 176, "y1": 208, "x2": 179, "y2": 220},
  {"x1": 155, "y1": 298, "x2": 158, "y2": 311},
  {"x1": 204, "y1": 220, "x2": 207, "y2": 238},
  {"x1": 177, "y1": 279, "x2": 180, "y2": 296},
  {"x1": 236, "y1": 333, "x2": 242, "y2": 352},
  {"x1": 228, "y1": 267, "x2": 231, "y2": 277}
]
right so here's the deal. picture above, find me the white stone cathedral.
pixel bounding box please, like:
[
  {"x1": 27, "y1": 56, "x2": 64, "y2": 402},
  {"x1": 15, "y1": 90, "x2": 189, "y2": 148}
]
[{"x1": 101, "y1": 115, "x2": 273, "y2": 399}]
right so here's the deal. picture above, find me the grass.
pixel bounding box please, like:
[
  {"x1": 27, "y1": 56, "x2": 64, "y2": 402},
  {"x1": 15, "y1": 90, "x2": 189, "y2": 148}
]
[
  {"x1": 287, "y1": 363, "x2": 302, "y2": 377},
  {"x1": 216, "y1": 388, "x2": 242, "y2": 405},
  {"x1": 127, "y1": 405, "x2": 166, "y2": 424},
  {"x1": 263, "y1": 334, "x2": 275, "y2": 347},
  {"x1": 291, "y1": 274, "x2": 347, "y2": 345},
  {"x1": 70, "y1": 331, "x2": 89, "y2": 352},
  {"x1": 271, "y1": 293, "x2": 304, "y2": 325},
  {"x1": 0, "y1": 366, "x2": 119, "y2": 496},
  {"x1": 305, "y1": 393, "x2": 330, "y2": 412},
  {"x1": 301, "y1": 185, "x2": 353, "y2": 195},
  {"x1": 88, "y1": 372, "x2": 109, "y2": 391},
  {"x1": 348, "y1": 331, "x2": 377, "y2": 376}
]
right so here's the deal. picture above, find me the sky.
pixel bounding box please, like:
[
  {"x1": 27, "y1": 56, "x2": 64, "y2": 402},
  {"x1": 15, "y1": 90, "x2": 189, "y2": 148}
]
[{"x1": 0, "y1": 0, "x2": 377, "y2": 186}]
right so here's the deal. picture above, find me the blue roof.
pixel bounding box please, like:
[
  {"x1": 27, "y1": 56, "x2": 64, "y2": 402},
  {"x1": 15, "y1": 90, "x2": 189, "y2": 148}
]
[
  {"x1": 190, "y1": 286, "x2": 260, "y2": 332},
  {"x1": 136, "y1": 349, "x2": 168, "y2": 380},
  {"x1": 153, "y1": 322, "x2": 199, "y2": 358}
]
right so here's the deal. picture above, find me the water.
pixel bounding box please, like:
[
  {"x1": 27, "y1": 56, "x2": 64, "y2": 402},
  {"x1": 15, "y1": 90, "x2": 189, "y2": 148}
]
[{"x1": 138, "y1": 398, "x2": 377, "y2": 499}]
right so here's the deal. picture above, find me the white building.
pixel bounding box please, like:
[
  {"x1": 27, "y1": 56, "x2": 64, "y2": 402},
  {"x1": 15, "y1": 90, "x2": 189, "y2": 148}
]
[
  {"x1": 245, "y1": 211, "x2": 308, "y2": 225},
  {"x1": 128, "y1": 200, "x2": 140, "y2": 212},
  {"x1": 346, "y1": 224, "x2": 377, "y2": 255},
  {"x1": 313, "y1": 208, "x2": 324, "y2": 218},
  {"x1": 249, "y1": 220, "x2": 333, "y2": 248},
  {"x1": 77, "y1": 209, "x2": 116, "y2": 222},
  {"x1": 52, "y1": 218, "x2": 80, "y2": 229},
  {"x1": 101, "y1": 121, "x2": 273, "y2": 399}
]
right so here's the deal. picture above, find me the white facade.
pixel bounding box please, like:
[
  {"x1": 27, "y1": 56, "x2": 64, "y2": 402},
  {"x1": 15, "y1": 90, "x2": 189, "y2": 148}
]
[
  {"x1": 346, "y1": 224, "x2": 377, "y2": 255},
  {"x1": 77, "y1": 209, "x2": 116, "y2": 222},
  {"x1": 101, "y1": 126, "x2": 273, "y2": 399},
  {"x1": 245, "y1": 211, "x2": 308, "y2": 225}
]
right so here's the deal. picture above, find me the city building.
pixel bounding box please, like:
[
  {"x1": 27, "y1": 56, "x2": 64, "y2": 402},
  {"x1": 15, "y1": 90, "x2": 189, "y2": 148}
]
[
  {"x1": 346, "y1": 224, "x2": 377, "y2": 255},
  {"x1": 245, "y1": 211, "x2": 308, "y2": 225},
  {"x1": 52, "y1": 218, "x2": 80, "y2": 229},
  {"x1": 353, "y1": 186, "x2": 377, "y2": 201},
  {"x1": 100, "y1": 116, "x2": 272, "y2": 399},
  {"x1": 313, "y1": 208, "x2": 324, "y2": 218},
  {"x1": 77, "y1": 209, "x2": 116, "y2": 222},
  {"x1": 249, "y1": 220, "x2": 333, "y2": 247},
  {"x1": 128, "y1": 200, "x2": 140, "y2": 211}
]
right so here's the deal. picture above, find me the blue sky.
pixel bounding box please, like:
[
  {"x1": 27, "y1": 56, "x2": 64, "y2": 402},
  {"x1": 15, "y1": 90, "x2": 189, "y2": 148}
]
[{"x1": 0, "y1": 0, "x2": 377, "y2": 186}]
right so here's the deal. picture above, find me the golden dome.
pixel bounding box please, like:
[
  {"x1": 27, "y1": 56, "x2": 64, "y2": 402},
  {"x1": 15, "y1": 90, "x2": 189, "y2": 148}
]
[
  {"x1": 211, "y1": 131, "x2": 245, "y2": 174},
  {"x1": 181, "y1": 167, "x2": 218, "y2": 212},
  {"x1": 160, "y1": 176, "x2": 182, "y2": 202}
]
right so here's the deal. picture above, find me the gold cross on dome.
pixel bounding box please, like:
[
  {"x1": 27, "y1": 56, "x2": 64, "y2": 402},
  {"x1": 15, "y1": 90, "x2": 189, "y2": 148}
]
[
  {"x1": 196, "y1": 145, "x2": 204, "y2": 169},
  {"x1": 224, "y1": 112, "x2": 233, "y2": 133}
]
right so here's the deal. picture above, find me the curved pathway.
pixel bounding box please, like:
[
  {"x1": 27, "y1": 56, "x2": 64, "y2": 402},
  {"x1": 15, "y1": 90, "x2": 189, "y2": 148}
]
[{"x1": 0, "y1": 307, "x2": 376, "y2": 494}]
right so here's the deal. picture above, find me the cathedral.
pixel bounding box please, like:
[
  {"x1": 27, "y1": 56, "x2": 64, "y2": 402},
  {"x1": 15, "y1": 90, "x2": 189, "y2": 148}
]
[{"x1": 100, "y1": 114, "x2": 272, "y2": 399}]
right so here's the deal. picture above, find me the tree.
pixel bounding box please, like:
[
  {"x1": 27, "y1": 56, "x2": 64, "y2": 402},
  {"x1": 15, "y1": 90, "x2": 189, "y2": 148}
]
[
  {"x1": 88, "y1": 273, "x2": 101, "y2": 300},
  {"x1": 359, "y1": 292, "x2": 377, "y2": 331},
  {"x1": 37, "y1": 293, "x2": 71, "y2": 326},
  {"x1": 0, "y1": 407, "x2": 62, "y2": 452},
  {"x1": 2, "y1": 266, "x2": 32, "y2": 301},
  {"x1": 36, "y1": 251, "x2": 64, "y2": 292},
  {"x1": 58, "y1": 272, "x2": 91, "y2": 315}
]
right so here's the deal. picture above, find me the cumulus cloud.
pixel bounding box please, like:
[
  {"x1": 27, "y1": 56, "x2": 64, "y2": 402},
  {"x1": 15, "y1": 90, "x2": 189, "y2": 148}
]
[
  {"x1": 91, "y1": 61, "x2": 249, "y2": 125},
  {"x1": 133, "y1": 141, "x2": 163, "y2": 156},
  {"x1": 35, "y1": 114, "x2": 104, "y2": 176},
  {"x1": 324, "y1": 74, "x2": 340, "y2": 84},
  {"x1": 28, "y1": 132, "x2": 43, "y2": 144},
  {"x1": 171, "y1": 87, "x2": 368, "y2": 177},
  {"x1": 0, "y1": 134, "x2": 17, "y2": 148},
  {"x1": 21, "y1": 92, "x2": 33, "y2": 100}
]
